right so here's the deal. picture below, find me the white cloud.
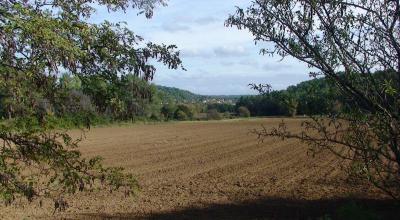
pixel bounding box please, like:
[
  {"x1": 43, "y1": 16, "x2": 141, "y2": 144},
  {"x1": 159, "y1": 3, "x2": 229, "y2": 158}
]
[
  {"x1": 91, "y1": 0, "x2": 311, "y2": 95},
  {"x1": 263, "y1": 63, "x2": 293, "y2": 71},
  {"x1": 238, "y1": 59, "x2": 259, "y2": 67},
  {"x1": 193, "y1": 17, "x2": 219, "y2": 25},
  {"x1": 214, "y1": 45, "x2": 249, "y2": 57},
  {"x1": 181, "y1": 49, "x2": 212, "y2": 58},
  {"x1": 161, "y1": 23, "x2": 191, "y2": 32},
  {"x1": 220, "y1": 61, "x2": 235, "y2": 66}
]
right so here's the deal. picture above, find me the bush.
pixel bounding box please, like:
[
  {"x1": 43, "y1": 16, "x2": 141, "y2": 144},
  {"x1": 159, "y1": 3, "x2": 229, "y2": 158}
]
[
  {"x1": 207, "y1": 109, "x2": 222, "y2": 120},
  {"x1": 193, "y1": 113, "x2": 207, "y2": 121},
  {"x1": 150, "y1": 114, "x2": 160, "y2": 121},
  {"x1": 161, "y1": 104, "x2": 177, "y2": 120},
  {"x1": 238, "y1": 106, "x2": 251, "y2": 117},
  {"x1": 175, "y1": 110, "x2": 188, "y2": 121},
  {"x1": 176, "y1": 104, "x2": 194, "y2": 119},
  {"x1": 223, "y1": 112, "x2": 233, "y2": 119}
]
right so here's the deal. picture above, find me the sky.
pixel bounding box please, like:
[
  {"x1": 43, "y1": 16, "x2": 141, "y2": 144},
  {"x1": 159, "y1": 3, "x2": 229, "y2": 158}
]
[{"x1": 92, "y1": 0, "x2": 311, "y2": 95}]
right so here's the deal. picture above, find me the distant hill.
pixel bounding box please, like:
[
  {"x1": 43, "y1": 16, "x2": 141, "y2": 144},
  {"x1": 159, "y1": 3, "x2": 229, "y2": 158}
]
[
  {"x1": 156, "y1": 86, "x2": 202, "y2": 102},
  {"x1": 155, "y1": 85, "x2": 244, "y2": 104}
]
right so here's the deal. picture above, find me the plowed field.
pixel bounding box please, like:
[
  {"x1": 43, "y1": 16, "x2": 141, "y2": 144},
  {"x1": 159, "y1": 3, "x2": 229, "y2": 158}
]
[{"x1": 1, "y1": 118, "x2": 395, "y2": 219}]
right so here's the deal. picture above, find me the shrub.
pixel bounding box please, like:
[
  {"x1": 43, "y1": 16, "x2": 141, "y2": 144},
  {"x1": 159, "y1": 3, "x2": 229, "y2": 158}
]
[
  {"x1": 223, "y1": 112, "x2": 233, "y2": 119},
  {"x1": 161, "y1": 104, "x2": 177, "y2": 120},
  {"x1": 175, "y1": 110, "x2": 188, "y2": 121},
  {"x1": 193, "y1": 113, "x2": 207, "y2": 121},
  {"x1": 207, "y1": 109, "x2": 222, "y2": 120},
  {"x1": 176, "y1": 104, "x2": 194, "y2": 119},
  {"x1": 238, "y1": 106, "x2": 251, "y2": 117},
  {"x1": 150, "y1": 114, "x2": 159, "y2": 121}
]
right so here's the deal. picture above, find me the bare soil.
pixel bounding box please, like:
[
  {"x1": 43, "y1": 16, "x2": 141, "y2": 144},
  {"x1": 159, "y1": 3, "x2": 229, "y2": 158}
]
[{"x1": 0, "y1": 118, "x2": 397, "y2": 219}]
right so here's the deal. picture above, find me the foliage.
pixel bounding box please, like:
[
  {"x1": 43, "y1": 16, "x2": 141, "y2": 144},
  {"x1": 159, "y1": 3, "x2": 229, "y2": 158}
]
[
  {"x1": 236, "y1": 93, "x2": 286, "y2": 116},
  {"x1": 0, "y1": 0, "x2": 182, "y2": 205},
  {"x1": 157, "y1": 85, "x2": 241, "y2": 103},
  {"x1": 160, "y1": 104, "x2": 177, "y2": 120},
  {"x1": 227, "y1": 0, "x2": 400, "y2": 198},
  {"x1": 207, "y1": 103, "x2": 235, "y2": 113},
  {"x1": 282, "y1": 91, "x2": 298, "y2": 117},
  {"x1": 175, "y1": 110, "x2": 188, "y2": 121},
  {"x1": 157, "y1": 86, "x2": 201, "y2": 102},
  {"x1": 237, "y1": 78, "x2": 340, "y2": 117},
  {"x1": 175, "y1": 104, "x2": 194, "y2": 119},
  {"x1": 238, "y1": 106, "x2": 251, "y2": 118},
  {"x1": 207, "y1": 109, "x2": 222, "y2": 120}
]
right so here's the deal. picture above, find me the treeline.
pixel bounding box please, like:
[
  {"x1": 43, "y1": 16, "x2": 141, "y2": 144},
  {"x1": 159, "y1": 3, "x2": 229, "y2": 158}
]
[
  {"x1": 235, "y1": 77, "x2": 339, "y2": 117},
  {"x1": 236, "y1": 78, "x2": 339, "y2": 116},
  {"x1": 160, "y1": 70, "x2": 398, "y2": 120},
  {"x1": 160, "y1": 102, "x2": 246, "y2": 121},
  {"x1": 236, "y1": 70, "x2": 398, "y2": 117},
  {"x1": 0, "y1": 73, "x2": 164, "y2": 127},
  {"x1": 157, "y1": 85, "x2": 241, "y2": 103},
  {"x1": 4, "y1": 72, "x2": 391, "y2": 126},
  {"x1": 0, "y1": 74, "x2": 247, "y2": 127}
]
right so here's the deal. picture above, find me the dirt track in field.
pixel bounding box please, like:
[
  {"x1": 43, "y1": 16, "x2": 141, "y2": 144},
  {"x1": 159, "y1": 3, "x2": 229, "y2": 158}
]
[{"x1": 0, "y1": 118, "x2": 396, "y2": 219}]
